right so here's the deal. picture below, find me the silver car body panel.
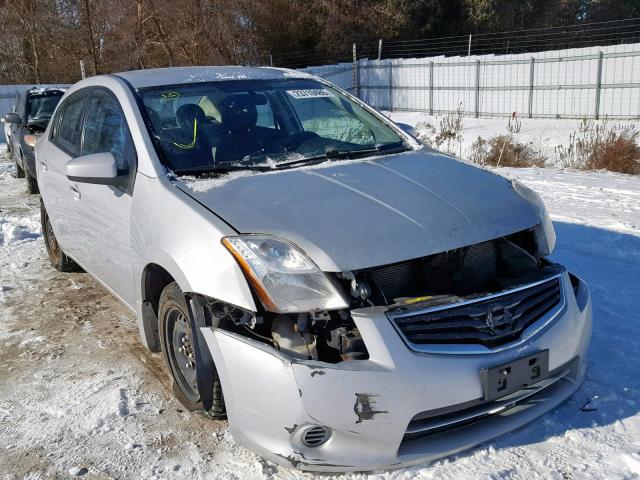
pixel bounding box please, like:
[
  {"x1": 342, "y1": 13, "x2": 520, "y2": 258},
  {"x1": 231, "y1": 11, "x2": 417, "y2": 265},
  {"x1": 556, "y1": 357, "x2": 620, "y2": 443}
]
[
  {"x1": 176, "y1": 150, "x2": 541, "y2": 272},
  {"x1": 203, "y1": 272, "x2": 591, "y2": 472},
  {"x1": 113, "y1": 65, "x2": 318, "y2": 89},
  {"x1": 129, "y1": 173, "x2": 258, "y2": 316}
]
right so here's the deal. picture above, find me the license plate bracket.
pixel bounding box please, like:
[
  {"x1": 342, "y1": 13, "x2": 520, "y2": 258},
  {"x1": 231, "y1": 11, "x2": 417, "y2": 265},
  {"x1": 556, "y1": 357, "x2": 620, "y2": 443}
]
[{"x1": 481, "y1": 350, "x2": 550, "y2": 401}]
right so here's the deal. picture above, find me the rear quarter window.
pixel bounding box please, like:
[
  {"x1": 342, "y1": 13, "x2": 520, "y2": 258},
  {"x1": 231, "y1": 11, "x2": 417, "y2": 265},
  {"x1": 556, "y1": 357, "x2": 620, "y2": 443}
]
[{"x1": 52, "y1": 91, "x2": 89, "y2": 156}]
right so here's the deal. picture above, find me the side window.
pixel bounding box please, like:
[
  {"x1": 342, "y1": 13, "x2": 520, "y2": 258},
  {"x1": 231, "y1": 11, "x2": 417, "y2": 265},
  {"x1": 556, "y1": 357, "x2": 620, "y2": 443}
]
[
  {"x1": 54, "y1": 91, "x2": 89, "y2": 156},
  {"x1": 17, "y1": 94, "x2": 26, "y2": 119},
  {"x1": 50, "y1": 102, "x2": 64, "y2": 140},
  {"x1": 82, "y1": 90, "x2": 132, "y2": 171},
  {"x1": 198, "y1": 96, "x2": 221, "y2": 123},
  {"x1": 255, "y1": 102, "x2": 276, "y2": 129}
]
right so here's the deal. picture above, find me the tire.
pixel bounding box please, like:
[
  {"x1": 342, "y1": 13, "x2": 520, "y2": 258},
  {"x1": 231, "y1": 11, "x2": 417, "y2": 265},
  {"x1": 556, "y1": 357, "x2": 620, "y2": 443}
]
[
  {"x1": 158, "y1": 282, "x2": 226, "y2": 418},
  {"x1": 40, "y1": 200, "x2": 80, "y2": 272},
  {"x1": 26, "y1": 168, "x2": 39, "y2": 194},
  {"x1": 15, "y1": 159, "x2": 25, "y2": 178}
]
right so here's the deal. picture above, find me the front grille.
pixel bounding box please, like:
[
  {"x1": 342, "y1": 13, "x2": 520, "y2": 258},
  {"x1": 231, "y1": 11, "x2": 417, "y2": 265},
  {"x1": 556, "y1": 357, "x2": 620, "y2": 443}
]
[{"x1": 388, "y1": 276, "x2": 562, "y2": 348}]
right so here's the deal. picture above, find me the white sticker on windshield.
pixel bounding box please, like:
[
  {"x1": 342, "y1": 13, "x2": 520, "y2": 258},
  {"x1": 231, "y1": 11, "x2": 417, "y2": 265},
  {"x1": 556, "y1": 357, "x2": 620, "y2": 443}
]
[{"x1": 286, "y1": 89, "x2": 334, "y2": 99}]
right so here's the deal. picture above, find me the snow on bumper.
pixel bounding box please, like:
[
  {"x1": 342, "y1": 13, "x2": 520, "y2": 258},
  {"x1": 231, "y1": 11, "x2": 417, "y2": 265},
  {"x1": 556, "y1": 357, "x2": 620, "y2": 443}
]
[{"x1": 201, "y1": 272, "x2": 592, "y2": 472}]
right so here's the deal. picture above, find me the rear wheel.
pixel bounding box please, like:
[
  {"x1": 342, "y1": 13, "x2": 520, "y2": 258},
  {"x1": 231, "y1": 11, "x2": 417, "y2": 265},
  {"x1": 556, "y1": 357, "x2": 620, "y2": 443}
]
[
  {"x1": 158, "y1": 282, "x2": 225, "y2": 418},
  {"x1": 40, "y1": 200, "x2": 80, "y2": 272},
  {"x1": 15, "y1": 159, "x2": 24, "y2": 178},
  {"x1": 26, "y1": 168, "x2": 39, "y2": 194}
]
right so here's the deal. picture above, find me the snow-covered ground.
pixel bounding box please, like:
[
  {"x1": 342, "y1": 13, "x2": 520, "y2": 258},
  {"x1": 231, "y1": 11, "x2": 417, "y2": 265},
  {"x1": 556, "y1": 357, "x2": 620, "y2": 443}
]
[
  {"x1": 387, "y1": 112, "x2": 639, "y2": 166},
  {"x1": 1, "y1": 129, "x2": 639, "y2": 478}
]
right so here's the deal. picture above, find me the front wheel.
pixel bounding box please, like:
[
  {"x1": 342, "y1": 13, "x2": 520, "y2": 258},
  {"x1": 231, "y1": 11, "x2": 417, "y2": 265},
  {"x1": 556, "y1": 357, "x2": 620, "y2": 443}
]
[{"x1": 158, "y1": 282, "x2": 225, "y2": 418}]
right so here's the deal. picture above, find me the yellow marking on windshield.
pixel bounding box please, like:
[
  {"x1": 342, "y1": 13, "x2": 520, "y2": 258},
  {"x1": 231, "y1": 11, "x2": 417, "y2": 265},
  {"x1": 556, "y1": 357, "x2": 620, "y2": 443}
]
[
  {"x1": 160, "y1": 91, "x2": 180, "y2": 99},
  {"x1": 172, "y1": 118, "x2": 198, "y2": 149},
  {"x1": 403, "y1": 296, "x2": 433, "y2": 304}
]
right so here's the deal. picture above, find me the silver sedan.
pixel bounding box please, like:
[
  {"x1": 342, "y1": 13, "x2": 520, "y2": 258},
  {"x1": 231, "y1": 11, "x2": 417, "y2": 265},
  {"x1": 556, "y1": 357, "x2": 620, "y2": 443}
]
[{"x1": 35, "y1": 66, "x2": 592, "y2": 472}]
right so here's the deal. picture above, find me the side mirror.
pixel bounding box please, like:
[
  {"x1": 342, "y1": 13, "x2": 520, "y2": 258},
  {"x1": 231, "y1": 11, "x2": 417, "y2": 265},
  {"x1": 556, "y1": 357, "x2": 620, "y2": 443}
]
[
  {"x1": 4, "y1": 113, "x2": 21, "y2": 124},
  {"x1": 395, "y1": 122, "x2": 415, "y2": 136},
  {"x1": 66, "y1": 152, "x2": 119, "y2": 184}
]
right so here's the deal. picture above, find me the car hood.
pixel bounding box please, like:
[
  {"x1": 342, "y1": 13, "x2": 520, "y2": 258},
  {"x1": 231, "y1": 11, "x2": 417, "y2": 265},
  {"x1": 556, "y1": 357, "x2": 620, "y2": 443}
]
[{"x1": 176, "y1": 150, "x2": 541, "y2": 271}]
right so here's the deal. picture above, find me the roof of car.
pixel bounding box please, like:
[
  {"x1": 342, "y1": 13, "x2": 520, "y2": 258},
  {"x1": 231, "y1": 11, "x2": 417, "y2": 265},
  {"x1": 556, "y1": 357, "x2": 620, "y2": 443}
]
[
  {"x1": 26, "y1": 86, "x2": 68, "y2": 95},
  {"x1": 113, "y1": 66, "x2": 313, "y2": 89}
]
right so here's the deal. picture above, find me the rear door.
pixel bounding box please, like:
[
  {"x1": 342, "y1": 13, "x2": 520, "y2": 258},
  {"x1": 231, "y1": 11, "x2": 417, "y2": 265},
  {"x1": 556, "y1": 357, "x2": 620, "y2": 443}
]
[{"x1": 68, "y1": 88, "x2": 137, "y2": 306}]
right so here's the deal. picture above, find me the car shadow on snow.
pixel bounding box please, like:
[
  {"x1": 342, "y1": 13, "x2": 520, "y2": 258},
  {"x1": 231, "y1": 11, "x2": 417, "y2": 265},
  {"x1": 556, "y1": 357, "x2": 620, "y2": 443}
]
[{"x1": 443, "y1": 221, "x2": 640, "y2": 462}]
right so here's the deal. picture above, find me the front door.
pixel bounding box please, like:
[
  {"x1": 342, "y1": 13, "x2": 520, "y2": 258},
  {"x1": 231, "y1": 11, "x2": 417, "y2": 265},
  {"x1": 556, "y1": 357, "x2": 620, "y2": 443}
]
[{"x1": 68, "y1": 88, "x2": 137, "y2": 307}]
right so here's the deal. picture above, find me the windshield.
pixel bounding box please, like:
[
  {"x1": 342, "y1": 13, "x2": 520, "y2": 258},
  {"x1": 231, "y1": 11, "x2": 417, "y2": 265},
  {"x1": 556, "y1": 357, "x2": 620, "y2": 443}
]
[
  {"x1": 27, "y1": 92, "x2": 64, "y2": 124},
  {"x1": 139, "y1": 78, "x2": 406, "y2": 173}
]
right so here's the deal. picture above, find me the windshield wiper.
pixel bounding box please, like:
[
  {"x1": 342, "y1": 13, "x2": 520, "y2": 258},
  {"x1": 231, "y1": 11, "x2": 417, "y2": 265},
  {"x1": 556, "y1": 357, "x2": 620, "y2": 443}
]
[
  {"x1": 340, "y1": 141, "x2": 409, "y2": 158},
  {"x1": 271, "y1": 153, "x2": 338, "y2": 169},
  {"x1": 273, "y1": 141, "x2": 409, "y2": 170},
  {"x1": 26, "y1": 119, "x2": 48, "y2": 126},
  {"x1": 171, "y1": 163, "x2": 274, "y2": 176}
]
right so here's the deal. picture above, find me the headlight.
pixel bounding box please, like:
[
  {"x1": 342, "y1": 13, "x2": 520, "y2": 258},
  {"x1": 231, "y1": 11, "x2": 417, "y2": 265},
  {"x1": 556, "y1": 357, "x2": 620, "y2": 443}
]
[
  {"x1": 222, "y1": 235, "x2": 349, "y2": 313},
  {"x1": 511, "y1": 179, "x2": 556, "y2": 256},
  {"x1": 24, "y1": 134, "x2": 40, "y2": 149}
]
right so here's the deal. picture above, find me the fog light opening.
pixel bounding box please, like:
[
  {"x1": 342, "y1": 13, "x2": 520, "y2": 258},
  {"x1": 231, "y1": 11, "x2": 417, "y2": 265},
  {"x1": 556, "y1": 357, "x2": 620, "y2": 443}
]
[{"x1": 301, "y1": 425, "x2": 331, "y2": 447}]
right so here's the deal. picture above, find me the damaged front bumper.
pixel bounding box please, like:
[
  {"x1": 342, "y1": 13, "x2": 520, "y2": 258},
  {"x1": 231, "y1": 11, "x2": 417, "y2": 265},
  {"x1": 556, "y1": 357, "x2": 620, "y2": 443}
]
[{"x1": 201, "y1": 271, "x2": 592, "y2": 472}]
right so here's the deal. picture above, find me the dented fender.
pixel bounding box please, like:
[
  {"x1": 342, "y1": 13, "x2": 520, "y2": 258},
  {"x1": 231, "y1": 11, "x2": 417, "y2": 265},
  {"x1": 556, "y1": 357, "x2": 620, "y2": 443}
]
[
  {"x1": 200, "y1": 327, "x2": 422, "y2": 469},
  {"x1": 200, "y1": 328, "x2": 311, "y2": 461}
]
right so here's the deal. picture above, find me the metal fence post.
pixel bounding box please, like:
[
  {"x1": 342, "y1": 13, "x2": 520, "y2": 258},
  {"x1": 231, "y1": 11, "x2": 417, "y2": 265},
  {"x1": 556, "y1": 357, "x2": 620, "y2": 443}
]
[
  {"x1": 269, "y1": 54, "x2": 273, "y2": 67},
  {"x1": 378, "y1": 39, "x2": 383, "y2": 61},
  {"x1": 429, "y1": 61, "x2": 434, "y2": 115},
  {"x1": 528, "y1": 57, "x2": 535, "y2": 118},
  {"x1": 595, "y1": 50, "x2": 603, "y2": 119},
  {"x1": 388, "y1": 61, "x2": 393, "y2": 111},
  {"x1": 352, "y1": 43, "x2": 359, "y2": 98},
  {"x1": 475, "y1": 59, "x2": 480, "y2": 118}
]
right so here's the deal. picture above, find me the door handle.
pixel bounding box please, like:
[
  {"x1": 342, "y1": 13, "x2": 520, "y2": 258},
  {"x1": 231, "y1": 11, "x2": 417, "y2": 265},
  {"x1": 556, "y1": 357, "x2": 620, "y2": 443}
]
[{"x1": 70, "y1": 184, "x2": 81, "y2": 200}]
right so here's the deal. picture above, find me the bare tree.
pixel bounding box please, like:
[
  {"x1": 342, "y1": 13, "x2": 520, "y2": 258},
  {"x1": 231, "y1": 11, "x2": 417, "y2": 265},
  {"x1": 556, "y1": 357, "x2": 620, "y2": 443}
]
[{"x1": 0, "y1": 0, "x2": 637, "y2": 84}]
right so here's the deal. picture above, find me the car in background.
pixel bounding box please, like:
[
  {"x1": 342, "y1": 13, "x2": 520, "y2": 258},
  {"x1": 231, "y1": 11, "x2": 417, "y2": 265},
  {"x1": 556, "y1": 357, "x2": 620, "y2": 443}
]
[
  {"x1": 3, "y1": 121, "x2": 11, "y2": 153},
  {"x1": 4, "y1": 87, "x2": 67, "y2": 193},
  {"x1": 3, "y1": 99, "x2": 16, "y2": 153},
  {"x1": 35, "y1": 67, "x2": 591, "y2": 472}
]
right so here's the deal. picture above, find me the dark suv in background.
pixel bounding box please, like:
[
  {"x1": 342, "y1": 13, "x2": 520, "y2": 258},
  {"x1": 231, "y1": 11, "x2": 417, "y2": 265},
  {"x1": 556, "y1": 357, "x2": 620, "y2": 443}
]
[{"x1": 5, "y1": 87, "x2": 67, "y2": 193}]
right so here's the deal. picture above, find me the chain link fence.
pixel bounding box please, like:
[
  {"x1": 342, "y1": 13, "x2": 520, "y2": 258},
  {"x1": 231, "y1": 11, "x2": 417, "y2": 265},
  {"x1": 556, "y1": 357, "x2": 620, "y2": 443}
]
[{"x1": 271, "y1": 17, "x2": 640, "y2": 68}]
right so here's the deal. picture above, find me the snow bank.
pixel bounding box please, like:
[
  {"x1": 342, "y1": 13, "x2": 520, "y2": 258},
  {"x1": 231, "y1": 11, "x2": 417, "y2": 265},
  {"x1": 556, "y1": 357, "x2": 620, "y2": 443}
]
[
  {"x1": 388, "y1": 111, "x2": 640, "y2": 168},
  {"x1": 0, "y1": 216, "x2": 41, "y2": 247}
]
